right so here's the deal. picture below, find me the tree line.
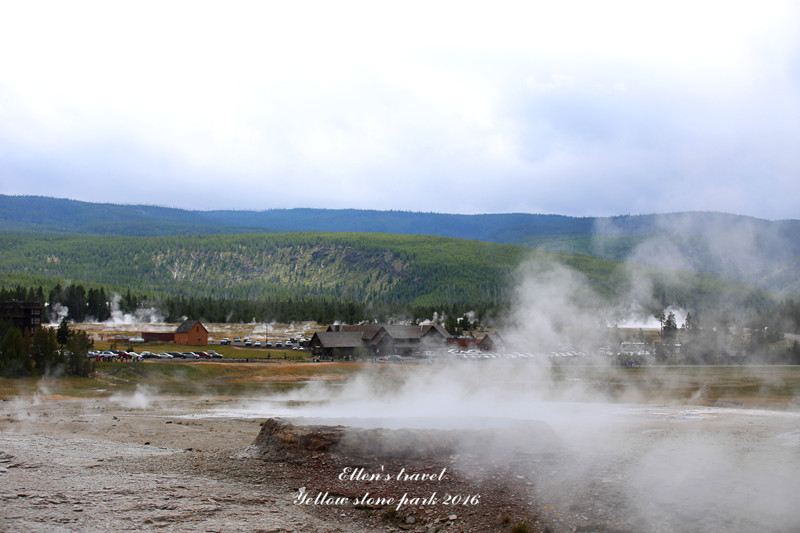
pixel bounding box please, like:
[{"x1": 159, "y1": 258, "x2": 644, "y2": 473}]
[
  {"x1": 0, "y1": 283, "x2": 488, "y2": 331},
  {"x1": 0, "y1": 318, "x2": 93, "y2": 378},
  {"x1": 4, "y1": 280, "x2": 800, "y2": 367},
  {"x1": 613, "y1": 309, "x2": 800, "y2": 366}
]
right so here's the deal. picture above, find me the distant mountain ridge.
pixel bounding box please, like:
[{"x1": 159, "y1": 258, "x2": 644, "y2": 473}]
[
  {"x1": 2, "y1": 194, "x2": 799, "y2": 295},
  {"x1": 0, "y1": 194, "x2": 597, "y2": 239},
  {"x1": 2, "y1": 194, "x2": 795, "y2": 239}
]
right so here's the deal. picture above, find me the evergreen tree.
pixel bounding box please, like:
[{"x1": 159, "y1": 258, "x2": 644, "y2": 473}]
[
  {"x1": 66, "y1": 330, "x2": 93, "y2": 377},
  {"x1": 663, "y1": 312, "x2": 678, "y2": 342},
  {"x1": 445, "y1": 314, "x2": 459, "y2": 335},
  {"x1": 30, "y1": 326, "x2": 63, "y2": 375},
  {"x1": 0, "y1": 328, "x2": 32, "y2": 377},
  {"x1": 57, "y1": 317, "x2": 70, "y2": 345}
]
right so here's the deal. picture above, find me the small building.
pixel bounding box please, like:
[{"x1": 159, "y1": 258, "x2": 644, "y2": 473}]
[
  {"x1": 0, "y1": 300, "x2": 43, "y2": 335},
  {"x1": 174, "y1": 320, "x2": 208, "y2": 346},
  {"x1": 478, "y1": 333, "x2": 505, "y2": 352},
  {"x1": 447, "y1": 336, "x2": 480, "y2": 351},
  {"x1": 308, "y1": 331, "x2": 365, "y2": 359}
]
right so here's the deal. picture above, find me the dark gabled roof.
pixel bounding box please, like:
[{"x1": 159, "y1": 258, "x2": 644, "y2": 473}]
[
  {"x1": 421, "y1": 324, "x2": 451, "y2": 338},
  {"x1": 377, "y1": 325, "x2": 427, "y2": 340},
  {"x1": 373, "y1": 324, "x2": 448, "y2": 340},
  {"x1": 327, "y1": 324, "x2": 383, "y2": 339},
  {"x1": 323, "y1": 323, "x2": 450, "y2": 347},
  {"x1": 369, "y1": 329, "x2": 389, "y2": 346},
  {"x1": 175, "y1": 320, "x2": 205, "y2": 333},
  {"x1": 312, "y1": 331, "x2": 365, "y2": 349},
  {"x1": 479, "y1": 333, "x2": 504, "y2": 346}
]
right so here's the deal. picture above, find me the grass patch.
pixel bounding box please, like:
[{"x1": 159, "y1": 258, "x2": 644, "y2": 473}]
[
  {"x1": 1, "y1": 361, "x2": 369, "y2": 399},
  {"x1": 551, "y1": 365, "x2": 800, "y2": 408},
  {"x1": 3, "y1": 364, "x2": 800, "y2": 408},
  {"x1": 0, "y1": 375, "x2": 111, "y2": 399}
]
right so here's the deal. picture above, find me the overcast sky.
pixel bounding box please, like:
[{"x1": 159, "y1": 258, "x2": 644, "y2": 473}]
[{"x1": 1, "y1": 1, "x2": 798, "y2": 219}]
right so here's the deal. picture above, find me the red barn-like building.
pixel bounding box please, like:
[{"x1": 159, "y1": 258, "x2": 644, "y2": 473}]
[{"x1": 173, "y1": 320, "x2": 208, "y2": 346}]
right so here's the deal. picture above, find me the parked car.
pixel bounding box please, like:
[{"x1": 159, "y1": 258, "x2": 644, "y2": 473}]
[
  {"x1": 155, "y1": 352, "x2": 174, "y2": 359},
  {"x1": 265, "y1": 341, "x2": 273, "y2": 347},
  {"x1": 99, "y1": 350, "x2": 117, "y2": 360},
  {"x1": 220, "y1": 338, "x2": 231, "y2": 345},
  {"x1": 245, "y1": 339, "x2": 252, "y2": 346},
  {"x1": 254, "y1": 341, "x2": 261, "y2": 347},
  {"x1": 195, "y1": 351, "x2": 211, "y2": 358},
  {"x1": 233, "y1": 337, "x2": 242, "y2": 343},
  {"x1": 276, "y1": 341, "x2": 283, "y2": 348},
  {"x1": 181, "y1": 352, "x2": 200, "y2": 359},
  {"x1": 207, "y1": 350, "x2": 223, "y2": 359}
]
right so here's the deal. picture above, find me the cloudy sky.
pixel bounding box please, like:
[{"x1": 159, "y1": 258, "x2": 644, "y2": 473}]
[{"x1": 1, "y1": 1, "x2": 798, "y2": 218}]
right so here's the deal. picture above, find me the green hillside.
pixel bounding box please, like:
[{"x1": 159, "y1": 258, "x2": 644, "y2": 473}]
[
  {"x1": 0, "y1": 231, "x2": 751, "y2": 314},
  {"x1": 0, "y1": 232, "x2": 522, "y2": 307},
  {"x1": 2, "y1": 195, "x2": 799, "y2": 296}
]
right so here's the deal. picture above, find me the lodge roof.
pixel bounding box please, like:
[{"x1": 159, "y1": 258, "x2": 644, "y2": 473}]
[
  {"x1": 376, "y1": 324, "x2": 450, "y2": 340},
  {"x1": 327, "y1": 324, "x2": 383, "y2": 339},
  {"x1": 312, "y1": 331, "x2": 365, "y2": 348},
  {"x1": 479, "y1": 333, "x2": 504, "y2": 344}
]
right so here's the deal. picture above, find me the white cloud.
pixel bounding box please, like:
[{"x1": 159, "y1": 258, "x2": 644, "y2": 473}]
[{"x1": 0, "y1": 1, "x2": 798, "y2": 217}]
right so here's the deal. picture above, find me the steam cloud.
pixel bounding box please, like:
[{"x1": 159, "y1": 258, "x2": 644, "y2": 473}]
[
  {"x1": 105, "y1": 294, "x2": 164, "y2": 325},
  {"x1": 110, "y1": 384, "x2": 156, "y2": 409},
  {"x1": 227, "y1": 221, "x2": 800, "y2": 531}
]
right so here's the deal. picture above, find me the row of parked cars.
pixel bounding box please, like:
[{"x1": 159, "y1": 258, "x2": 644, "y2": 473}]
[
  {"x1": 219, "y1": 336, "x2": 308, "y2": 349},
  {"x1": 88, "y1": 350, "x2": 142, "y2": 361},
  {"x1": 88, "y1": 350, "x2": 223, "y2": 361},
  {"x1": 141, "y1": 350, "x2": 223, "y2": 359}
]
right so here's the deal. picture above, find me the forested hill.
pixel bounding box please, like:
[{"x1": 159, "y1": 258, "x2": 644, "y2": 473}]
[
  {"x1": 0, "y1": 232, "x2": 745, "y2": 313},
  {"x1": 0, "y1": 232, "x2": 522, "y2": 308},
  {"x1": 2, "y1": 195, "x2": 799, "y2": 295}
]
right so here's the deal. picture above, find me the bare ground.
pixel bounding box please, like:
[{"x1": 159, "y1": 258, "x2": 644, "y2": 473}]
[
  {"x1": 2, "y1": 394, "x2": 800, "y2": 532},
  {"x1": 0, "y1": 397, "x2": 552, "y2": 533}
]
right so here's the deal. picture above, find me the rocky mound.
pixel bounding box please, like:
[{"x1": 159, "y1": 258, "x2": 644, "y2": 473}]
[{"x1": 253, "y1": 417, "x2": 562, "y2": 460}]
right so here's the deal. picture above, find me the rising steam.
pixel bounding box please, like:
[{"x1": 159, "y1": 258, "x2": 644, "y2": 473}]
[{"x1": 222, "y1": 223, "x2": 800, "y2": 532}]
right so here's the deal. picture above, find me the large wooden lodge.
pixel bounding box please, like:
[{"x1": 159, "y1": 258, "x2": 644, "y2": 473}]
[{"x1": 308, "y1": 323, "x2": 451, "y2": 359}]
